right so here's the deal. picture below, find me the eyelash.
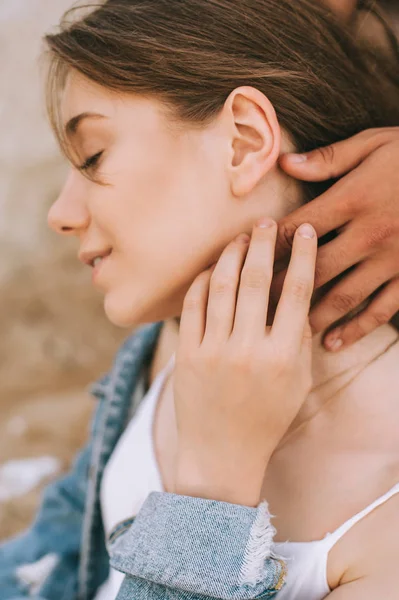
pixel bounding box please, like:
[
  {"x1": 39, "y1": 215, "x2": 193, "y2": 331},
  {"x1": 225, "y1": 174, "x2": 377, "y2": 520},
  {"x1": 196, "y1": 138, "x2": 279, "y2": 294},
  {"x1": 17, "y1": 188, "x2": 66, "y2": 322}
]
[{"x1": 78, "y1": 151, "x2": 103, "y2": 172}]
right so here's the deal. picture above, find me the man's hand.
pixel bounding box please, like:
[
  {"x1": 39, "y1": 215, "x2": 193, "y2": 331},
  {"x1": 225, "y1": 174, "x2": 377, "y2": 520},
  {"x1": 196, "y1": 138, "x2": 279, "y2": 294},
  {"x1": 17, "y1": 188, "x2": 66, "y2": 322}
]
[
  {"x1": 324, "y1": 0, "x2": 358, "y2": 22},
  {"x1": 273, "y1": 128, "x2": 399, "y2": 352}
]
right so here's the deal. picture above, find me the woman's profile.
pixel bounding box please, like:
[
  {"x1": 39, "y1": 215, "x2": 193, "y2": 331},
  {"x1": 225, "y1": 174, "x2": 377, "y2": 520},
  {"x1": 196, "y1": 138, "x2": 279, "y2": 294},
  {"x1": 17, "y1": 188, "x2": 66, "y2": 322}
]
[{"x1": 1, "y1": 1, "x2": 399, "y2": 599}]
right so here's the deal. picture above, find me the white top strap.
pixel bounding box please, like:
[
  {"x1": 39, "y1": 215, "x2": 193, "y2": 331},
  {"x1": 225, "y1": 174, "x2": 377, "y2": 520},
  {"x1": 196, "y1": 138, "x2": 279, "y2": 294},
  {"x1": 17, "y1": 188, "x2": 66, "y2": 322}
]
[{"x1": 324, "y1": 481, "x2": 399, "y2": 548}]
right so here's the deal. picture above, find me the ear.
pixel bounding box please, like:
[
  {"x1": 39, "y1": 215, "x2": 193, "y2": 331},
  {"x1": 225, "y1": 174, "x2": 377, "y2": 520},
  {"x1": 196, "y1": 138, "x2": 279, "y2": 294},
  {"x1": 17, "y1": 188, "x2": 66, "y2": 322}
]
[{"x1": 224, "y1": 86, "x2": 281, "y2": 197}]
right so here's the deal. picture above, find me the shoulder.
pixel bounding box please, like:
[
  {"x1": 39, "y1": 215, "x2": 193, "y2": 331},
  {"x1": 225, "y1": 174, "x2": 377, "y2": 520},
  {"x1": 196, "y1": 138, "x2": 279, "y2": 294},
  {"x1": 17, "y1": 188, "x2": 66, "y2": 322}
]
[{"x1": 329, "y1": 486, "x2": 399, "y2": 590}]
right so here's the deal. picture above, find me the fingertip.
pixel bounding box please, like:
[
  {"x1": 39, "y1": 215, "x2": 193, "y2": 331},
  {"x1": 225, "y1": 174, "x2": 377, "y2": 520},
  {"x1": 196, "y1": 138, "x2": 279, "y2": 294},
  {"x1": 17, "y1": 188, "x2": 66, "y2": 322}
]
[
  {"x1": 323, "y1": 327, "x2": 344, "y2": 352},
  {"x1": 280, "y1": 149, "x2": 331, "y2": 182},
  {"x1": 298, "y1": 223, "x2": 316, "y2": 239},
  {"x1": 279, "y1": 152, "x2": 308, "y2": 173},
  {"x1": 284, "y1": 153, "x2": 308, "y2": 164}
]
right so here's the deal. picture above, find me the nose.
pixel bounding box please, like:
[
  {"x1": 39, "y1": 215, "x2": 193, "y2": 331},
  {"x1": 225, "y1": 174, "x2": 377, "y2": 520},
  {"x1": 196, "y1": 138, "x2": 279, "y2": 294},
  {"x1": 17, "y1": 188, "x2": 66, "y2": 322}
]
[{"x1": 48, "y1": 170, "x2": 90, "y2": 236}]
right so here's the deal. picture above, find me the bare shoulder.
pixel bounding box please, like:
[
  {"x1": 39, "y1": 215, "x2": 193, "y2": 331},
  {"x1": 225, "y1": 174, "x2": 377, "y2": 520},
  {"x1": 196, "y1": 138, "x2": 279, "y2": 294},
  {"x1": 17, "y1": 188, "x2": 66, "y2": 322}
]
[
  {"x1": 326, "y1": 573, "x2": 397, "y2": 598},
  {"x1": 328, "y1": 487, "x2": 399, "y2": 592}
]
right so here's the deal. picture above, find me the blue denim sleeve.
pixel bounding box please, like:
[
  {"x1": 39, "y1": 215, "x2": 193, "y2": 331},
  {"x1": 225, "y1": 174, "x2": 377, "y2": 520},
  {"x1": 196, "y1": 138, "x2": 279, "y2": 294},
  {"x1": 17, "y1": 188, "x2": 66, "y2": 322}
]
[{"x1": 109, "y1": 491, "x2": 287, "y2": 600}]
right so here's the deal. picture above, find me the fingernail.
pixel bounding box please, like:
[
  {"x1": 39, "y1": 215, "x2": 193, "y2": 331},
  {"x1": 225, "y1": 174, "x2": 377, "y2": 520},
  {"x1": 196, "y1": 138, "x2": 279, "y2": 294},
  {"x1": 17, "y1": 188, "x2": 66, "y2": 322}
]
[
  {"x1": 257, "y1": 217, "x2": 275, "y2": 228},
  {"x1": 287, "y1": 153, "x2": 307, "y2": 163},
  {"x1": 325, "y1": 332, "x2": 343, "y2": 351},
  {"x1": 298, "y1": 223, "x2": 315, "y2": 239}
]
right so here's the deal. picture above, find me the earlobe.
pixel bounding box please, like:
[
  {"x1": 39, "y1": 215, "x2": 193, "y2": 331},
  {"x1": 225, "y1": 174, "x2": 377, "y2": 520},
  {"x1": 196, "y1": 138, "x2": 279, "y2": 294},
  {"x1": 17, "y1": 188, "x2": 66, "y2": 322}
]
[{"x1": 226, "y1": 86, "x2": 281, "y2": 197}]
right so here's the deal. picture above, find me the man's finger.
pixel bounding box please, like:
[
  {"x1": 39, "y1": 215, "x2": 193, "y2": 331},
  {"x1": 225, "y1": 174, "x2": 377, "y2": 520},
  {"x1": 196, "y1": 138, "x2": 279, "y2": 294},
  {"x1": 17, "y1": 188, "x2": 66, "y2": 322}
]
[
  {"x1": 308, "y1": 258, "x2": 393, "y2": 334},
  {"x1": 273, "y1": 225, "x2": 366, "y2": 299},
  {"x1": 279, "y1": 128, "x2": 397, "y2": 182},
  {"x1": 322, "y1": 277, "x2": 399, "y2": 352},
  {"x1": 324, "y1": 0, "x2": 357, "y2": 22},
  {"x1": 274, "y1": 175, "x2": 355, "y2": 261}
]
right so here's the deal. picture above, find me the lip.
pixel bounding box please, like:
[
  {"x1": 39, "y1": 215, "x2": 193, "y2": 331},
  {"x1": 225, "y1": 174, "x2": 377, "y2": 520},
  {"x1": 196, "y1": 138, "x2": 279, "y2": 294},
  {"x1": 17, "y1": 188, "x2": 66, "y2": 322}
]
[
  {"x1": 79, "y1": 247, "x2": 112, "y2": 267},
  {"x1": 92, "y1": 252, "x2": 111, "y2": 284}
]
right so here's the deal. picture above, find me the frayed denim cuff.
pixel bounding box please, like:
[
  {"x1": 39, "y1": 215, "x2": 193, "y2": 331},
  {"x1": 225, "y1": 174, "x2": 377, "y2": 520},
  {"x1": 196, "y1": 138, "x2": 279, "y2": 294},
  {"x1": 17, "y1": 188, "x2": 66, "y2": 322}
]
[{"x1": 109, "y1": 491, "x2": 286, "y2": 599}]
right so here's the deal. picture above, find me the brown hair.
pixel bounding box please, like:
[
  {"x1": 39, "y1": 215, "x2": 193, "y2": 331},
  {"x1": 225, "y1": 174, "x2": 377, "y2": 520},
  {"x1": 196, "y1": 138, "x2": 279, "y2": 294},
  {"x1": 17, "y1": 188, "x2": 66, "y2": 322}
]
[{"x1": 44, "y1": 0, "x2": 399, "y2": 178}]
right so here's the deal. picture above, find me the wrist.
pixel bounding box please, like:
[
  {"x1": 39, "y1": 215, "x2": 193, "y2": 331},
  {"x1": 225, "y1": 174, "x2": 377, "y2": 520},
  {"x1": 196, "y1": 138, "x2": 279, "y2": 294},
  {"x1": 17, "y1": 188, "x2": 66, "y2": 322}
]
[{"x1": 174, "y1": 455, "x2": 268, "y2": 507}]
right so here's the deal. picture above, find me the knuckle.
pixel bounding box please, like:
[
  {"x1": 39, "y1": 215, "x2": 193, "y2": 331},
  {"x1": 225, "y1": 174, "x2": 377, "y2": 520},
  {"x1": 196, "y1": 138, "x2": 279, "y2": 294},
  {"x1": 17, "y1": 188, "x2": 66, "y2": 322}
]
[
  {"x1": 210, "y1": 273, "x2": 238, "y2": 295},
  {"x1": 202, "y1": 349, "x2": 218, "y2": 366},
  {"x1": 228, "y1": 348, "x2": 254, "y2": 373},
  {"x1": 198, "y1": 345, "x2": 219, "y2": 367},
  {"x1": 331, "y1": 291, "x2": 359, "y2": 314},
  {"x1": 183, "y1": 298, "x2": 201, "y2": 312},
  {"x1": 369, "y1": 310, "x2": 391, "y2": 328},
  {"x1": 183, "y1": 291, "x2": 203, "y2": 312},
  {"x1": 363, "y1": 223, "x2": 395, "y2": 250},
  {"x1": 270, "y1": 350, "x2": 292, "y2": 374},
  {"x1": 241, "y1": 267, "x2": 270, "y2": 290},
  {"x1": 288, "y1": 277, "x2": 312, "y2": 302}
]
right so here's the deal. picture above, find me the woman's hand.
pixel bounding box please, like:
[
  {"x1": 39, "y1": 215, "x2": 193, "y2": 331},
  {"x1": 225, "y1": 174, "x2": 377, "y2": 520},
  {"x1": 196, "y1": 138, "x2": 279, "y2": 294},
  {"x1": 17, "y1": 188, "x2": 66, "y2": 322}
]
[
  {"x1": 276, "y1": 128, "x2": 399, "y2": 353},
  {"x1": 173, "y1": 218, "x2": 317, "y2": 507}
]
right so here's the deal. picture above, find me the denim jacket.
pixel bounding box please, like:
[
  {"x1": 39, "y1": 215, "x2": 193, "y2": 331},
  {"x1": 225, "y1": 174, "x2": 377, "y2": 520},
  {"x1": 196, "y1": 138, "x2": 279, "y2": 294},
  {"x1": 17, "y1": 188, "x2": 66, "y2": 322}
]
[{"x1": 0, "y1": 321, "x2": 286, "y2": 600}]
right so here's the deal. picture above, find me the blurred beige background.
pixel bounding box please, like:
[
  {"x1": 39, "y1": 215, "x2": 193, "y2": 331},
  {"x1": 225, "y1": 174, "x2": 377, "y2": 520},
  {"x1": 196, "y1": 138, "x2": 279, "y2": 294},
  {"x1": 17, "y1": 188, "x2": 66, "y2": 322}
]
[{"x1": 0, "y1": 0, "x2": 126, "y2": 540}]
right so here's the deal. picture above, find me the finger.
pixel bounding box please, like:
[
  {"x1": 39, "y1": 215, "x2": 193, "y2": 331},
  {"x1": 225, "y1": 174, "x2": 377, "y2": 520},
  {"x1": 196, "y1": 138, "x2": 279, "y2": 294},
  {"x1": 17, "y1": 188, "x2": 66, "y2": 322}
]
[
  {"x1": 178, "y1": 265, "x2": 215, "y2": 353},
  {"x1": 305, "y1": 226, "x2": 367, "y2": 288},
  {"x1": 232, "y1": 218, "x2": 277, "y2": 343},
  {"x1": 325, "y1": 0, "x2": 357, "y2": 21},
  {"x1": 203, "y1": 233, "x2": 250, "y2": 345},
  {"x1": 273, "y1": 175, "x2": 355, "y2": 261},
  {"x1": 279, "y1": 128, "x2": 397, "y2": 182},
  {"x1": 322, "y1": 277, "x2": 399, "y2": 352},
  {"x1": 271, "y1": 223, "x2": 317, "y2": 352},
  {"x1": 308, "y1": 257, "x2": 394, "y2": 334},
  {"x1": 272, "y1": 223, "x2": 367, "y2": 305}
]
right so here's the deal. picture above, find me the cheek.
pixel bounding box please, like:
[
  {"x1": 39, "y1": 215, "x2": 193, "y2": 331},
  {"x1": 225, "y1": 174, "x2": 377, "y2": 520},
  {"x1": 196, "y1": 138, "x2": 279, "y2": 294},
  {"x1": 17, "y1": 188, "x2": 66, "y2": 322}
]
[
  {"x1": 100, "y1": 137, "x2": 229, "y2": 325},
  {"x1": 103, "y1": 201, "x2": 220, "y2": 328},
  {"x1": 110, "y1": 140, "x2": 222, "y2": 263}
]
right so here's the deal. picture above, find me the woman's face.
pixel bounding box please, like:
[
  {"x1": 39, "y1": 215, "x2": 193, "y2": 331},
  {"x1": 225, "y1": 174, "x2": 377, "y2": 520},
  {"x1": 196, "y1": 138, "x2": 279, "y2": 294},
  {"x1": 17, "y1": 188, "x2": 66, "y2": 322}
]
[{"x1": 48, "y1": 71, "x2": 300, "y2": 327}]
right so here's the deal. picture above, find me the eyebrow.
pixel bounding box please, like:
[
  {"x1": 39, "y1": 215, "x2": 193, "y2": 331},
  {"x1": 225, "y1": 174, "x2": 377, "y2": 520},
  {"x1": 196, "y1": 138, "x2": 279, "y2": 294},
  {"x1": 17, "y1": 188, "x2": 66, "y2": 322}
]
[{"x1": 65, "y1": 112, "x2": 107, "y2": 137}]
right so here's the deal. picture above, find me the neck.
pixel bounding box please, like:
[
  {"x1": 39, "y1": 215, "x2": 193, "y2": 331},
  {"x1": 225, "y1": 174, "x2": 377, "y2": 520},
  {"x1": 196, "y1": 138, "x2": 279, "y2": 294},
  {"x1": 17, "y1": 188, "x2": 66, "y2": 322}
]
[
  {"x1": 172, "y1": 317, "x2": 399, "y2": 440},
  {"x1": 283, "y1": 323, "x2": 399, "y2": 442}
]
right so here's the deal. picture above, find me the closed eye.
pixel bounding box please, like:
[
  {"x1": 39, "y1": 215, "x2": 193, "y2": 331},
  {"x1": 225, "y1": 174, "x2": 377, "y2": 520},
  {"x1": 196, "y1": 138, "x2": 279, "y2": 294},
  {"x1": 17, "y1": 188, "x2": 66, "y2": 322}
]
[{"x1": 78, "y1": 151, "x2": 103, "y2": 172}]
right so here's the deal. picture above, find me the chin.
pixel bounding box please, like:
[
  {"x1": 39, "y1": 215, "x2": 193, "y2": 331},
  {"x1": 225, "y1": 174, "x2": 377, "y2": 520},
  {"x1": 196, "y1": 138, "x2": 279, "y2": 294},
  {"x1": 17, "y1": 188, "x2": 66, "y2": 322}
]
[
  {"x1": 103, "y1": 290, "x2": 173, "y2": 329},
  {"x1": 103, "y1": 292, "x2": 144, "y2": 328}
]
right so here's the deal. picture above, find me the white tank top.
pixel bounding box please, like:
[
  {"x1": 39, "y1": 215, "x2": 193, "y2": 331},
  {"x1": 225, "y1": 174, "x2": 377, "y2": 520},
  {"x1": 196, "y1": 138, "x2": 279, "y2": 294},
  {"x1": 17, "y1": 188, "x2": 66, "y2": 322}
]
[
  {"x1": 94, "y1": 353, "x2": 175, "y2": 600},
  {"x1": 95, "y1": 352, "x2": 399, "y2": 600}
]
